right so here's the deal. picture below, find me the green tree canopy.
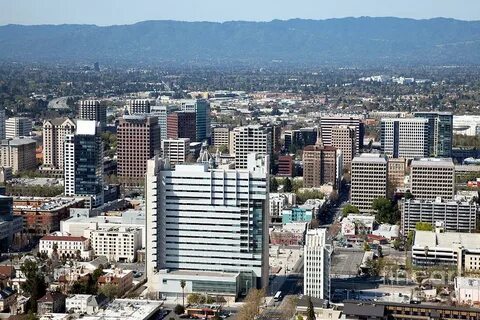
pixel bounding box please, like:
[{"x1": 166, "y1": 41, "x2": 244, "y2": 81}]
[
  {"x1": 21, "y1": 259, "x2": 47, "y2": 312},
  {"x1": 284, "y1": 178, "x2": 293, "y2": 192},
  {"x1": 174, "y1": 304, "x2": 185, "y2": 315},
  {"x1": 270, "y1": 178, "x2": 279, "y2": 192},
  {"x1": 415, "y1": 222, "x2": 433, "y2": 231},
  {"x1": 98, "y1": 283, "x2": 119, "y2": 300},
  {"x1": 342, "y1": 204, "x2": 360, "y2": 217},
  {"x1": 372, "y1": 197, "x2": 399, "y2": 224}
]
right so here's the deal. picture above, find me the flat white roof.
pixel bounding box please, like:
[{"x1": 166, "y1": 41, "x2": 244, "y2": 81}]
[
  {"x1": 456, "y1": 277, "x2": 480, "y2": 288},
  {"x1": 76, "y1": 120, "x2": 97, "y2": 135},
  {"x1": 381, "y1": 118, "x2": 429, "y2": 123},
  {"x1": 352, "y1": 153, "x2": 387, "y2": 164},
  {"x1": 414, "y1": 231, "x2": 480, "y2": 250},
  {"x1": 83, "y1": 299, "x2": 162, "y2": 320},
  {"x1": 411, "y1": 158, "x2": 454, "y2": 167}
]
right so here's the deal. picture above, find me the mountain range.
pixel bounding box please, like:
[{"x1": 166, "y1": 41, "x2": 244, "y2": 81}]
[{"x1": 1, "y1": 17, "x2": 480, "y2": 66}]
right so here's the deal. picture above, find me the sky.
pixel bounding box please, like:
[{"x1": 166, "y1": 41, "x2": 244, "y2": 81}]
[{"x1": 1, "y1": 0, "x2": 480, "y2": 26}]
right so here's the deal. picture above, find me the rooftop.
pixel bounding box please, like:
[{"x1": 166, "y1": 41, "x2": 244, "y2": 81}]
[
  {"x1": 76, "y1": 120, "x2": 98, "y2": 135},
  {"x1": 352, "y1": 153, "x2": 387, "y2": 164},
  {"x1": 38, "y1": 291, "x2": 66, "y2": 303},
  {"x1": 456, "y1": 277, "x2": 480, "y2": 288},
  {"x1": 5, "y1": 137, "x2": 36, "y2": 146},
  {"x1": 414, "y1": 231, "x2": 480, "y2": 250},
  {"x1": 41, "y1": 235, "x2": 86, "y2": 242},
  {"x1": 83, "y1": 299, "x2": 162, "y2": 320},
  {"x1": 14, "y1": 197, "x2": 83, "y2": 211},
  {"x1": 411, "y1": 158, "x2": 454, "y2": 167},
  {"x1": 381, "y1": 117, "x2": 429, "y2": 123},
  {"x1": 160, "y1": 269, "x2": 240, "y2": 280}
]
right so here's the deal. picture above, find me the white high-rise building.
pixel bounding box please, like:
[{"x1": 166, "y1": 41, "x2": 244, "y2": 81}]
[
  {"x1": 5, "y1": 117, "x2": 32, "y2": 139},
  {"x1": 146, "y1": 153, "x2": 269, "y2": 300},
  {"x1": 380, "y1": 118, "x2": 430, "y2": 159},
  {"x1": 79, "y1": 100, "x2": 106, "y2": 128},
  {"x1": 126, "y1": 99, "x2": 151, "y2": 115},
  {"x1": 304, "y1": 228, "x2": 331, "y2": 299},
  {"x1": 351, "y1": 153, "x2": 388, "y2": 213},
  {"x1": 232, "y1": 125, "x2": 272, "y2": 169},
  {"x1": 161, "y1": 138, "x2": 190, "y2": 166}
]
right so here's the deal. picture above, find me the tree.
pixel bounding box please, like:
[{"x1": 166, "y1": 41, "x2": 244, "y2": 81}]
[
  {"x1": 98, "y1": 283, "x2": 119, "y2": 300},
  {"x1": 174, "y1": 304, "x2": 185, "y2": 315},
  {"x1": 20, "y1": 259, "x2": 47, "y2": 312},
  {"x1": 270, "y1": 178, "x2": 279, "y2": 192},
  {"x1": 306, "y1": 296, "x2": 315, "y2": 320},
  {"x1": 404, "y1": 191, "x2": 414, "y2": 200},
  {"x1": 415, "y1": 222, "x2": 433, "y2": 231},
  {"x1": 363, "y1": 242, "x2": 371, "y2": 252},
  {"x1": 392, "y1": 239, "x2": 402, "y2": 250},
  {"x1": 377, "y1": 245, "x2": 383, "y2": 258},
  {"x1": 406, "y1": 230, "x2": 415, "y2": 248},
  {"x1": 92, "y1": 266, "x2": 104, "y2": 282},
  {"x1": 187, "y1": 293, "x2": 204, "y2": 305},
  {"x1": 342, "y1": 204, "x2": 360, "y2": 217},
  {"x1": 372, "y1": 197, "x2": 399, "y2": 224},
  {"x1": 236, "y1": 288, "x2": 265, "y2": 320},
  {"x1": 180, "y1": 280, "x2": 186, "y2": 307},
  {"x1": 364, "y1": 258, "x2": 383, "y2": 277},
  {"x1": 284, "y1": 178, "x2": 293, "y2": 192},
  {"x1": 296, "y1": 190, "x2": 324, "y2": 204},
  {"x1": 280, "y1": 296, "x2": 298, "y2": 320}
]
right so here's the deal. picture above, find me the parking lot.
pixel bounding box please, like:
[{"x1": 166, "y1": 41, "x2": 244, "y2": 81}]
[{"x1": 330, "y1": 248, "x2": 364, "y2": 277}]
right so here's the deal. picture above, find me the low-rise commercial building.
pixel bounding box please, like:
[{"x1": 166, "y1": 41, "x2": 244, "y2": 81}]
[
  {"x1": 13, "y1": 197, "x2": 85, "y2": 236},
  {"x1": 455, "y1": 277, "x2": 480, "y2": 305},
  {"x1": 412, "y1": 230, "x2": 480, "y2": 274},
  {"x1": 61, "y1": 209, "x2": 146, "y2": 247},
  {"x1": 341, "y1": 215, "x2": 376, "y2": 236},
  {"x1": 269, "y1": 193, "x2": 296, "y2": 224},
  {"x1": 97, "y1": 269, "x2": 134, "y2": 297},
  {"x1": 343, "y1": 300, "x2": 480, "y2": 320},
  {"x1": 39, "y1": 234, "x2": 92, "y2": 260},
  {"x1": 37, "y1": 291, "x2": 66, "y2": 315},
  {"x1": 282, "y1": 207, "x2": 313, "y2": 224},
  {"x1": 85, "y1": 299, "x2": 162, "y2": 320},
  {"x1": 87, "y1": 226, "x2": 142, "y2": 263}
]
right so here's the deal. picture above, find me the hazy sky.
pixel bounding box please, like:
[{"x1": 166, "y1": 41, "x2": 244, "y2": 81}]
[{"x1": 1, "y1": 0, "x2": 480, "y2": 25}]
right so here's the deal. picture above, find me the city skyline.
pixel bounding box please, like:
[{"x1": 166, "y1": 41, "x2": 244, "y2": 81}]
[{"x1": 2, "y1": 0, "x2": 480, "y2": 26}]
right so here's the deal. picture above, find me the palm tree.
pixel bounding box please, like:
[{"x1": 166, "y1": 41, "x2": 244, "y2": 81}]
[{"x1": 180, "y1": 280, "x2": 186, "y2": 307}]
